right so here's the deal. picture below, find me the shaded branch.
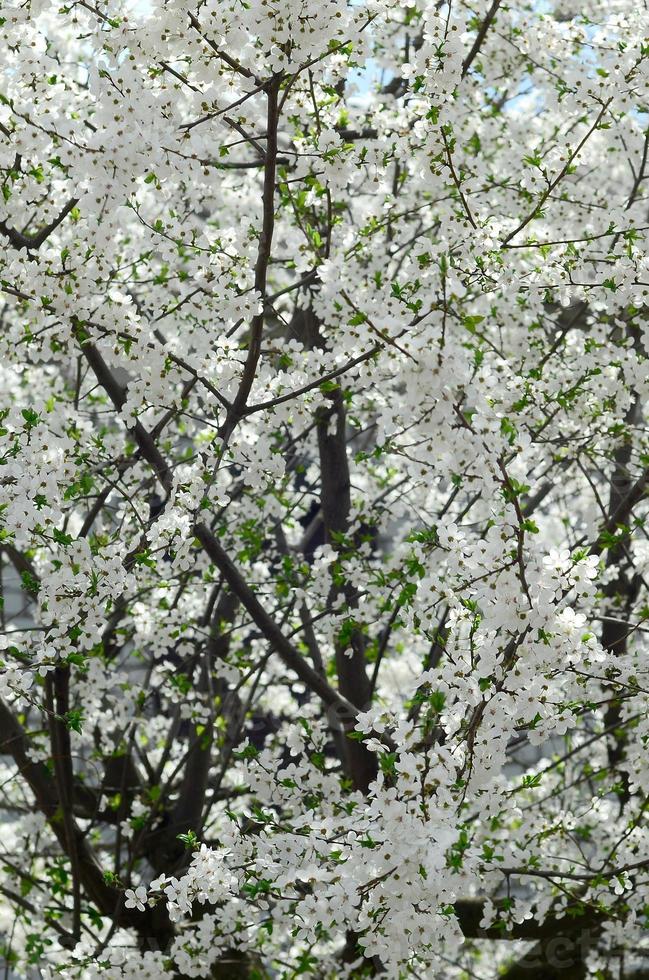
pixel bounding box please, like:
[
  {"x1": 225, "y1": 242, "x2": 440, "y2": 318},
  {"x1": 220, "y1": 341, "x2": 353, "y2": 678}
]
[
  {"x1": 461, "y1": 0, "x2": 503, "y2": 78},
  {"x1": 0, "y1": 197, "x2": 78, "y2": 251}
]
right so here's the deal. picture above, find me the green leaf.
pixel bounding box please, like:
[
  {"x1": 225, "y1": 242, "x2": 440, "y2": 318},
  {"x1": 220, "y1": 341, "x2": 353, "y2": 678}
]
[
  {"x1": 21, "y1": 408, "x2": 40, "y2": 428},
  {"x1": 20, "y1": 570, "x2": 39, "y2": 595},
  {"x1": 177, "y1": 830, "x2": 199, "y2": 850},
  {"x1": 52, "y1": 528, "x2": 73, "y2": 546},
  {"x1": 63, "y1": 709, "x2": 84, "y2": 734},
  {"x1": 463, "y1": 314, "x2": 485, "y2": 333},
  {"x1": 522, "y1": 518, "x2": 539, "y2": 534},
  {"x1": 348, "y1": 311, "x2": 367, "y2": 327}
]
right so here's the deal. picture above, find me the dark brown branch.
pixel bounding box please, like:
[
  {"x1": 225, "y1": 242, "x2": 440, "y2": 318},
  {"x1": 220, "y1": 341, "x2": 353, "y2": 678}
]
[
  {"x1": 289, "y1": 306, "x2": 376, "y2": 791},
  {"x1": 0, "y1": 698, "x2": 147, "y2": 929},
  {"x1": 76, "y1": 336, "x2": 362, "y2": 725},
  {"x1": 78, "y1": 333, "x2": 174, "y2": 496},
  {"x1": 242, "y1": 345, "x2": 380, "y2": 417},
  {"x1": 625, "y1": 132, "x2": 649, "y2": 210},
  {"x1": 461, "y1": 0, "x2": 503, "y2": 78},
  {"x1": 315, "y1": 387, "x2": 376, "y2": 789},
  {"x1": 169, "y1": 591, "x2": 239, "y2": 842},
  {"x1": 45, "y1": 667, "x2": 82, "y2": 940},
  {"x1": 194, "y1": 522, "x2": 360, "y2": 722},
  {"x1": 601, "y1": 396, "x2": 641, "y2": 806},
  {"x1": 187, "y1": 13, "x2": 257, "y2": 81},
  {"x1": 453, "y1": 898, "x2": 605, "y2": 941},
  {"x1": 502, "y1": 100, "x2": 612, "y2": 247},
  {"x1": 223, "y1": 78, "x2": 281, "y2": 434},
  {"x1": 0, "y1": 197, "x2": 78, "y2": 251}
]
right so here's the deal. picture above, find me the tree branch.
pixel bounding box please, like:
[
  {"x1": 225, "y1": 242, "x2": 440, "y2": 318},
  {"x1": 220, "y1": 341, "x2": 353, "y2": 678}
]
[
  {"x1": 461, "y1": 0, "x2": 503, "y2": 78},
  {"x1": 0, "y1": 197, "x2": 78, "y2": 251},
  {"x1": 223, "y1": 77, "x2": 282, "y2": 435}
]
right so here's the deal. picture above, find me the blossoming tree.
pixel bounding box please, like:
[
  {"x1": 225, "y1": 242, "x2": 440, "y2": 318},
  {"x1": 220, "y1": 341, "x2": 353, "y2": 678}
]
[{"x1": 1, "y1": 0, "x2": 649, "y2": 977}]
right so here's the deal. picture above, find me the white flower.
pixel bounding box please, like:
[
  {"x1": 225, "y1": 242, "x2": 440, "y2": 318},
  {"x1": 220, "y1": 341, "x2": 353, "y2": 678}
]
[{"x1": 124, "y1": 886, "x2": 148, "y2": 912}]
